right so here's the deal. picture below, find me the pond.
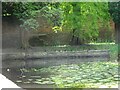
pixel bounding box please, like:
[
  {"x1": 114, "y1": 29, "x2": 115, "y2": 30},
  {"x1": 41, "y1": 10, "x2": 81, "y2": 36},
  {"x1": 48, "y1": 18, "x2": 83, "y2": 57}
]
[
  {"x1": 3, "y1": 62, "x2": 119, "y2": 88},
  {"x1": 2, "y1": 67, "x2": 56, "y2": 88}
]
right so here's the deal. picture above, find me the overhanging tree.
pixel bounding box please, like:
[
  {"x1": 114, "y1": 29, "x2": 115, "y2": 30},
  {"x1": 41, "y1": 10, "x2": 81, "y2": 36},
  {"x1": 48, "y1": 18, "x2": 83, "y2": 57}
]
[
  {"x1": 13, "y1": 2, "x2": 49, "y2": 48},
  {"x1": 2, "y1": 2, "x2": 62, "y2": 48},
  {"x1": 2, "y1": 2, "x2": 111, "y2": 46},
  {"x1": 2, "y1": 2, "x2": 45, "y2": 48},
  {"x1": 60, "y1": 2, "x2": 110, "y2": 45}
]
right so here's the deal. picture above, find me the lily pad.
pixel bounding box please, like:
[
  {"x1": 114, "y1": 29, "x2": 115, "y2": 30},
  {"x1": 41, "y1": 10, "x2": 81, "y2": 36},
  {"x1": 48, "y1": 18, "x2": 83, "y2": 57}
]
[
  {"x1": 16, "y1": 80, "x2": 22, "y2": 83},
  {"x1": 33, "y1": 81, "x2": 42, "y2": 84}
]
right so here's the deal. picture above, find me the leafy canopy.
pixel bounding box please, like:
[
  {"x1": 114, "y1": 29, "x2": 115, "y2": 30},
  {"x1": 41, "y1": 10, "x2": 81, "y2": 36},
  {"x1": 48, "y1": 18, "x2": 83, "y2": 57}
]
[
  {"x1": 2, "y1": 2, "x2": 111, "y2": 42},
  {"x1": 109, "y1": 2, "x2": 120, "y2": 24},
  {"x1": 2, "y1": 2, "x2": 62, "y2": 31},
  {"x1": 60, "y1": 2, "x2": 110, "y2": 41}
]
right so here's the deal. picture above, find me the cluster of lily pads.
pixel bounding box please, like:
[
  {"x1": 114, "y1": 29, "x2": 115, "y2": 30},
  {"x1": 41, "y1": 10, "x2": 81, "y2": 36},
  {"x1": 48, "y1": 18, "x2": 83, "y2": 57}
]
[{"x1": 17, "y1": 62, "x2": 119, "y2": 88}]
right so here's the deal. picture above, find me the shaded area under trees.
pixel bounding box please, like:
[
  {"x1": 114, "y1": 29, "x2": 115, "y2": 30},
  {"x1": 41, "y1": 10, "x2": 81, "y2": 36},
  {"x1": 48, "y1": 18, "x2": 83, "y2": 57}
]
[
  {"x1": 108, "y1": 1, "x2": 120, "y2": 61},
  {"x1": 2, "y1": 2, "x2": 116, "y2": 48}
]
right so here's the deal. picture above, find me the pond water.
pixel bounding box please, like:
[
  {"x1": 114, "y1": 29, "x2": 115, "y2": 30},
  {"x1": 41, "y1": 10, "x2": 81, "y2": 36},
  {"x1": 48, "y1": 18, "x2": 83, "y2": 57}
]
[
  {"x1": 2, "y1": 68, "x2": 56, "y2": 88},
  {"x1": 2, "y1": 62, "x2": 119, "y2": 88}
]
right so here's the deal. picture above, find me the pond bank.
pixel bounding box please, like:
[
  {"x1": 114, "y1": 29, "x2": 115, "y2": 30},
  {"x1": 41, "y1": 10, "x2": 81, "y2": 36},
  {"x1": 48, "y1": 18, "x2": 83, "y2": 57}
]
[{"x1": 2, "y1": 48, "x2": 109, "y2": 68}]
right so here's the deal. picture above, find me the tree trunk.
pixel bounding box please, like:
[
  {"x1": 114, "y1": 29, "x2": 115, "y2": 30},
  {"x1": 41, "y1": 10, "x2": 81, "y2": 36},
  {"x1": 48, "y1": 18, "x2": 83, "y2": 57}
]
[
  {"x1": 71, "y1": 29, "x2": 82, "y2": 45},
  {"x1": 115, "y1": 23, "x2": 120, "y2": 61},
  {"x1": 21, "y1": 30, "x2": 30, "y2": 49},
  {"x1": 115, "y1": 23, "x2": 120, "y2": 44},
  {"x1": 71, "y1": 29, "x2": 76, "y2": 45}
]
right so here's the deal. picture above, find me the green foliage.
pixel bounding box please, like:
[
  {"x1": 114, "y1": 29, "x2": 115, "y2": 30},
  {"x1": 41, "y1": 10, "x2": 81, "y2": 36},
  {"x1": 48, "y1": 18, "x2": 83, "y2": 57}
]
[
  {"x1": 2, "y1": 2, "x2": 43, "y2": 17},
  {"x1": 12, "y1": 2, "x2": 45, "y2": 31},
  {"x1": 60, "y1": 2, "x2": 110, "y2": 42},
  {"x1": 2, "y1": 2, "x2": 112, "y2": 43},
  {"x1": 20, "y1": 18, "x2": 39, "y2": 31},
  {"x1": 109, "y1": 2, "x2": 120, "y2": 24},
  {"x1": 39, "y1": 3, "x2": 63, "y2": 31},
  {"x1": 2, "y1": 2, "x2": 42, "y2": 31},
  {"x1": 16, "y1": 2, "x2": 62, "y2": 33},
  {"x1": 2, "y1": 2, "x2": 62, "y2": 32}
]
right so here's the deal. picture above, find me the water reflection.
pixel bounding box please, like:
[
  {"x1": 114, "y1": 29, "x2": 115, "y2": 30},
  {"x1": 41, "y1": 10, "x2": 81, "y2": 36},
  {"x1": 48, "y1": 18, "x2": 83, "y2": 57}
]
[{"x1": 2, "y1": 68, "x2": 56, "y2": 88}]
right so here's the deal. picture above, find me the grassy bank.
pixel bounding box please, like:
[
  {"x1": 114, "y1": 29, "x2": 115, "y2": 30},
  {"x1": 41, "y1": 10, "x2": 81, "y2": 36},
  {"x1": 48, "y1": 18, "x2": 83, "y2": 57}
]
[{"x1": 34, "y1": 43, "x2": 118, "y2": 61}]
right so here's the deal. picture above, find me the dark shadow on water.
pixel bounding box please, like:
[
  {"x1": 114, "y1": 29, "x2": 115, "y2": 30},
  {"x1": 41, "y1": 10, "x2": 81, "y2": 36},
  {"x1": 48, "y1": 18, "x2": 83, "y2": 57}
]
[{"x1": 2, "y1": 67, "x2": 56, "y2": 88}]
